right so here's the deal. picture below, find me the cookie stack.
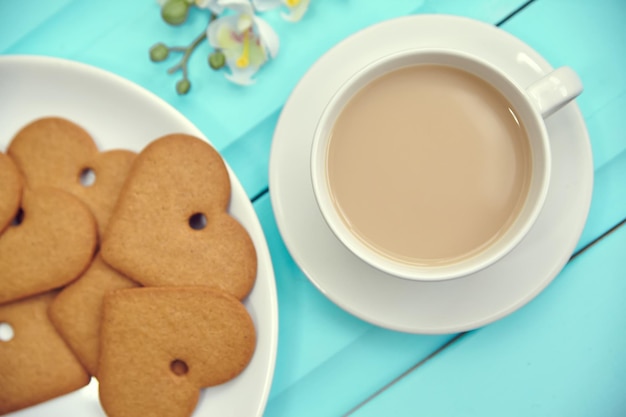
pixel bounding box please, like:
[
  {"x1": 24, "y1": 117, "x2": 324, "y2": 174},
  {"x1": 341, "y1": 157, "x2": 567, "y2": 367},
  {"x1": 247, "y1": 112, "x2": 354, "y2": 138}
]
[{"x1": 0, "y1": 118, "x2": 258, "y2": 416}]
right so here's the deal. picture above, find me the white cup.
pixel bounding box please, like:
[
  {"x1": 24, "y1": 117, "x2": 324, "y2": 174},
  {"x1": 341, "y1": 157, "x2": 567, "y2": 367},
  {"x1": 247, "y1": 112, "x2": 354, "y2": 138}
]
[{"x1": 310, "y1": 49, "x2": 582, "y2": 282}]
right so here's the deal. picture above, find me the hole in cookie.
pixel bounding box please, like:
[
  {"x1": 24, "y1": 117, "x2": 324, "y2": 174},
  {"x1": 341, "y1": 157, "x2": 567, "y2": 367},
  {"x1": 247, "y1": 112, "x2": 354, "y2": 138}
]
[
  {"x1": 0, "y1": 322, "x2": 14, "y2": 342},
  {"x1": 11, "y1": 208, "x2": 24, "y2": 226},
  {"x1": 189, "y1": 213, "x2": 207, "y2": 230},
  {"x1": 79, "y1": 167, "x2": 96, "y2": 187},
  {"x1": 170, "y1": 359, "x2": 188, "y2": 376}
]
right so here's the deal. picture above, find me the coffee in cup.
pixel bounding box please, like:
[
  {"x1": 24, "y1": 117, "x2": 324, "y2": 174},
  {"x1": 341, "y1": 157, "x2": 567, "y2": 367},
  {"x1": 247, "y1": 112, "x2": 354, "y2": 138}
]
[{"x1": 311, "y1": 49, "x2": 582, "y2": 281}]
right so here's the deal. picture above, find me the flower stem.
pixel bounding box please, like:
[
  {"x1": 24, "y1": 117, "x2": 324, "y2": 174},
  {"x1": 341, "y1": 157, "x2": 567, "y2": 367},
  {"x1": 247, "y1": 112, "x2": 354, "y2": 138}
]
[
  {"x1": 166, "y1": 12, "x2": 217, "y2": 80},
  {"x1": 167, "y1": 30, "x2": 206, "y2": 79}
]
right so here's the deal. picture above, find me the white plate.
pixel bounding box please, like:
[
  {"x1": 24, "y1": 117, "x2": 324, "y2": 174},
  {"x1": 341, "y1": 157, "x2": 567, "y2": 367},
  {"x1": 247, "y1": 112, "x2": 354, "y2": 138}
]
[
  {"x1": 0, "y1": 56, "x2": 278, "y2": 416},
  {"x1": 269, "y1": 15, "x2": 593, "y2": 334}
]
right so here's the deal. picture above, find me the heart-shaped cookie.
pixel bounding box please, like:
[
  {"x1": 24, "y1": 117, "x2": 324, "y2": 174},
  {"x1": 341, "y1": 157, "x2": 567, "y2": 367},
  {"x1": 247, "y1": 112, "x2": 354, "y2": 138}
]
[
  {"x1": 98, "y1": 287, "x2": 256, "y2": 417},
  {"x1": 0, "y1": 292, "x2": 91, "y2": 414},
  {"x1": 101, "y1": 134, "x2": 257, "y2": 300},
  {"x1": 8, "y1": 117, "x2": 136, "y2": 236},
  {"x1": 0, "y1": 187, "x2": 97, "y2": 305},
  {"x1": 49, "y1": 254, "x2": 139, "y2": 376},
  {"x1": 0, "y1": 153, "x2": 23, "y2": 234}
]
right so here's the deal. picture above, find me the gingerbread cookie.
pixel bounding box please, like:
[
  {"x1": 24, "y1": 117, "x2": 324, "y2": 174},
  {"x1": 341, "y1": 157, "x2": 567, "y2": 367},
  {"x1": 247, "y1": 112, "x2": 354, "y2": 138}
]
[
  {"x1": 101, "y1": 134, "x2": 257, "y2": 300},
  {"x1": 69, "y1": 149, "x2": 136, "y2": 236},
  {"x1": 49, "y1": 254, "x2": 139, "y2": 376},
  {"x1": 8, "y1": 117, "x2": 136, "y2": 235},
  {"x1": 0, "y1": 187, "x2": 97, "y2": 305},
  {"x1": 0, "y1": 292, "x2": 91, "y2": 414},
  {"x1": 98, "y1": 286, "x2": 256, "y2": 417},
  {"x1": 0, "y1": 152, "x2": 23, "y2": 233}
]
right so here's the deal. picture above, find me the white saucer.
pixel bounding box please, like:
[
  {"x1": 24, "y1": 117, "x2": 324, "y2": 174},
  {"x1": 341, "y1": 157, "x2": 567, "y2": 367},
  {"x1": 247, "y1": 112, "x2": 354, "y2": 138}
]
[{"x1": 268, "y1": 15, "x2": 593, "y2": 334}]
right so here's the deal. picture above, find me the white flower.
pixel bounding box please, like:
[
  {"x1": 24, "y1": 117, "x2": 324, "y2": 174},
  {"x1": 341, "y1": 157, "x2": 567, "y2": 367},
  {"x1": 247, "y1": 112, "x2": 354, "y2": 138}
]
[
  {"x1": 252, "y1": 0, "x2": 310, "y2": 22},
  {"x1": 194, "y1": 0, "x2": 224, "y2": 14},
  {"x1": 207, "y1": 0, "x2": 279, "y2": 85}
]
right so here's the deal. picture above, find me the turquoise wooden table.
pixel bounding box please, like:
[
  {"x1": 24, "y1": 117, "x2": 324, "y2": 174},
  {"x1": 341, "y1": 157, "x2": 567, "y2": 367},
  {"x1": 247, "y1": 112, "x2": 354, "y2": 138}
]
[{"x1": 2, "y1": 0, "x2": 625, "y2": 415}]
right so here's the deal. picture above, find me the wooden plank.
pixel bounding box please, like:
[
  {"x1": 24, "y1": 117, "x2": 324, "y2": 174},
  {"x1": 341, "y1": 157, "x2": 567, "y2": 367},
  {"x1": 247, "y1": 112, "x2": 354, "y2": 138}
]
[
  {"x1": 258, "y1": 142, "x2": 626, "y2": 415},
  {"x1": 418, "y1": 0, "x2": 533, "y2": 23},
  {"x1": 222, "y1": 110, "x2": 280, "y2": 199},
  {"x1": 501, "y1": 0, "x2": 626, "y2": 170},
  {"x1": 0, "y1": 0, "x2": 73, "y2": 51},
  {"x1": 1, "y1": 0, "x2": 537, "y2": 195},
  {"x1": 576, "y1": 150, "x2": 626, "y2": 252},
  {"x1": 349, "y1": 222, "x2": 626, "y2": 417},
  {"x1": 496, "y1": 0, "x2": 626, "y2": 250},
  {"x1": 0, "y1": 0, "x2": 426, "y2": 151},
  {"x1": 221, "y1": 0, "x2": 534, "y2": 200},
  {"x1": 347, "y1": 1, "x2": 626, "y2": 414},
  {"x1": 253, "y1": 193, "x2": 455, "y2": 416},
  {"x1": 228, "y1": 0, "x2": 626, "y2": 254}
]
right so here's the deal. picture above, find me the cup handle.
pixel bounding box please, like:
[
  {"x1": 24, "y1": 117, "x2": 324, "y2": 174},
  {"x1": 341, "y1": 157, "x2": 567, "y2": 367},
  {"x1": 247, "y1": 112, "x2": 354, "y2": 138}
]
[{"x1": 526, "y1": 66, "x2": 583, "y2": 118}]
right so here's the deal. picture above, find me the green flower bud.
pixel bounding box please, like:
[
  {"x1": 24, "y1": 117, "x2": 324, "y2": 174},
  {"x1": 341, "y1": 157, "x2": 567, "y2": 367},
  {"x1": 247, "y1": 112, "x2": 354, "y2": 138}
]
[
  {"x1": 208, "y1": 50, "x2": 226, "y2": 70},
  {"x1": 176, "y1": 78, "x2": 191, "y2": 95},
  {"x1": 149, "y1": 43, "x2": 169, "y2": 62},
  {"x1": 161, "y1": 0, "x2": 190, "y2": 26}
]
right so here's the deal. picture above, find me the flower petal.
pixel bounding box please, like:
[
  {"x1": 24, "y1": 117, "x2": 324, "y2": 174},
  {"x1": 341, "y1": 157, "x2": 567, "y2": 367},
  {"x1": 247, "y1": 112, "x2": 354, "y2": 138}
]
[
  {"x1": 195, "y1": 0, "x2": 224, "y2": 14},
  {"x1": 253, "y1": 16, "x2": 280, "y2": 58},
  {"x1": 225, "y1": 73, "x2": 255, "y2": 85},
  {"x1": 217, "y1": 0, "x2": 254, "y2": 14},
  {"x1": 281, "y1": 0, "x2": 310, "y2": 22},
  {"x1": 251, "y1": 0, "x2": 282, "y2": 11},
  {"x1": 224, "y1": 63, "x2": 260, "y2": 85},
  {"x1": 236, "y1": 14, "x2": 254, "y2": 32},
  {"x1": 207, "y1": 14, "x2": 240, "y2": 48}
]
